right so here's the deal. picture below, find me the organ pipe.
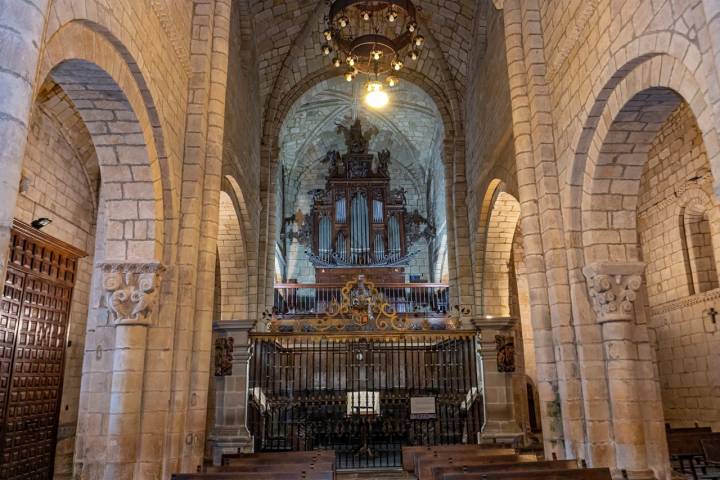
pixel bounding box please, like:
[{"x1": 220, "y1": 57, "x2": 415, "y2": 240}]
[
  {"x1": 351, "y1": 193, "x2": 370, "y2": 263},
  {"x1": 319, "y1": 216, "x2": 332, "y2": 261},
  {"x1": 388, "y1": 215, "x2": 401, "y2": 260},
  {"x1": 372, "y1": 199, "x2": 383, "y2": 223},
  {"x1": 336, "y1": 197, "x2": 346, "y2": 224}
]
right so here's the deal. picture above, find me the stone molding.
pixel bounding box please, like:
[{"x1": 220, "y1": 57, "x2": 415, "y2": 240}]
[
  {"x1": 149, "y1": 0, "x2": 191, "y2": 74},
  {"x1": 583, "y1": 262, "x2": 645, "y2": 323},
  {"x1": 99, "y1": 261, "x2": 164, "y2": 327},
  {"x1": 491, "y1": 0, "x2": 504, "y2": 9},
  {"x1": 636, "y1": 173, "x2": 714, "y2": 220},
  {"x1": 649, "y1": 287, "x2": 720, "y2": 315}
]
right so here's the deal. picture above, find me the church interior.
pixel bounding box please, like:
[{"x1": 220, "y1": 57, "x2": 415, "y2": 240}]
[{"x1": 1, "y1": 1, "x2": 720, "y2": 479}]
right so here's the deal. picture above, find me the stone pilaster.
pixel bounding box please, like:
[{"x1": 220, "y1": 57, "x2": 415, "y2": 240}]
[
  {"x1": 473, "y1": 316, "x2": 524, "y2": 446},
  {"x1": 583, "y1": 262, "x2": 659, "y2": 480},
  {"x1": 0, "y1": 0, "x2": 50, "y2": 285},
  {"x1": 209, "y1": 319, "x2": 255, "y2": 465},
  {"x1": 100, "y1": 261, "x2": 164, "y2": 478}
]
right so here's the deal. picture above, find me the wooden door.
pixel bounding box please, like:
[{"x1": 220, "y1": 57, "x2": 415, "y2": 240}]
[{"x1": 0, "y1": 221, "x2": 85, "y2": 479}]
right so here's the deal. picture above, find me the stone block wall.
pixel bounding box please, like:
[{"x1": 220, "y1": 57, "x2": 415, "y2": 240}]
[{"x1": 638, "y1": 103, "x2": 720, "y2": 430}]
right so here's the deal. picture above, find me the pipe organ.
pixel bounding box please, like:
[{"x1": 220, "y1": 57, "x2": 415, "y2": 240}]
[
  {"x1": 244, "y1": 120, "x2": 479, "y2": 471},
  {"x1": 298, "y1": 119, "x2": 432, "y2": 283}
]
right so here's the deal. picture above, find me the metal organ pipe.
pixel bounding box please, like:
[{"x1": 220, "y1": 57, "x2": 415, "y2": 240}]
[
  {"x1": 319, "y1": 216, "x2": 332, "y2": 261},
  {"x1": 336, "y1": 197, "x2": 346, "y2": 224},
  {"x1": 375, "y1": 232, "x2": 385, "y2": 260},
  {"x1": 351, "y1": 193, "x2": 370, "y2": 264},
  {"x1": 373, "y1": 199, "x2": 383, "y2": 223},
  {"x1": 388, "y1": 215, "x2": 401, "y2": 260}
]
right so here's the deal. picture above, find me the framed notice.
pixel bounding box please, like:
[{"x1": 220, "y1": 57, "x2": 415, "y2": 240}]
[{"x1": 410, "y1": 396, "x2": 436, "y2": 419}]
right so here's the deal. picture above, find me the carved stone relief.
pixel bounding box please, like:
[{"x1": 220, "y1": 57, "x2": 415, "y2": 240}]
[{"x1": 100, "y1": 261, "x2": 164, "y2": 326}]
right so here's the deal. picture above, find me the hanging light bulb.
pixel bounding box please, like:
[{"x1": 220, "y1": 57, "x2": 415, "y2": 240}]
[
  {"x1": 338, "y1": 15, "x2": 349, "y2": 28},
  {"x1": 407, "y1": 21, "x2": 418, "y2": 33},
  {"x1": 324, "y1": 29, "x2": 333, "y2": 41},
  {"x1": 387, "y1": 9, "x2": 398, "y2": 22},
  {"x1": 386, "y1": 76, "x2": 398, "y2": 87},
  {"x1": 361, "y1": 9, "x2": 371, "y2": 21},
  {"x1": 332, "y1": 56, "x2": 342, "y2": 68},
  {"x1": 321, "y1": 44, "x2": 332, "y2": 56},
  {"x1": 347, "y1": 55, "x2": 356, "y2": 67},
  {"x1": 410, "y1": 49, "x2": 419, "y2": 61},
  {"x1": 345, "y1": 69, "x2": 355, "y2": 82},
  {"x1": 391, "y1": 59, "x2": 403, "y2": 71},
  {"x1": 365, "y1": 81, "x2": 389, "y2": 109},
  {"x1": 414, "y1": 34, "x2": 425, "y2": 47},
  {"x1": 371, "y1": 49, "x2": 383, "y2": 61}
]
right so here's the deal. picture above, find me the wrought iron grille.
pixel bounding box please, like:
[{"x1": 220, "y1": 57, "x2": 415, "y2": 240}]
[{"x1": 248, "y1": 332, "x2": 483, "y2": 469}]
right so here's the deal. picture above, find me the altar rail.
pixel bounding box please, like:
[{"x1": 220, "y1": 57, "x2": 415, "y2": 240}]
[{"x1": 273, "y1": 282, "x2": 450, "y2": 317}]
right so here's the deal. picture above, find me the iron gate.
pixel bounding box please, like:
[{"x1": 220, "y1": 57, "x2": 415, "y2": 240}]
[{"x1": 247, "y1": 332, "x2": 483, "y2": 469}]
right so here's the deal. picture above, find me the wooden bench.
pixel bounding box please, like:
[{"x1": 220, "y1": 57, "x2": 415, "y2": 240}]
[
  {"x1": 416, "y1": 454, "x2": 536, "y2": 480},
  {"x1": 222, "y1": 450, "x2": 335, "y2": 466},
  {"x1": 430, "y1": 459, "x2": 580, "y2": 480},
  {"x1": 440, "y1": 467, "x2": 612, "y2": 480},
  {"x1": 667, "y1": 431, "x2": 720, "y2": 478},
  {"x1": 206, "y1": 462, "x2": 335, "y2": 474},
  {"x1": 172, "y1": 473, "x2": 333, "y2": 480},
  {"x1": 402, "y1": 445, "x2": 515, "y2": 472}
]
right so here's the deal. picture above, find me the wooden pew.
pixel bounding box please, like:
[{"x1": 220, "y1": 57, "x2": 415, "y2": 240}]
[
  {"x1": 172, "y1": 473, "x2": 333, "y2": 480},
  {"x1": 703, "y1": 437, "x2": 720, "y2": 466},
  {"x1": 440, "y1": 467, "x2": 612, "y2": 480},
  {"x1": 402, "y1": 445, "x2": 515, "y2": 472},
  {"x1": 206, "y1": 462, "x2": 335, "y2": 474},
  {"x1": 430, "y1": 459, "x2": 579, "y2": 480},
  {"x1": 667, "y1": 431, "x2": 720, "y2": 478},
  {"x1": 222, "y1": 450, "x2": 335, "y2": 466},
  {"x1": 416, "y1": 454, "x2": 536, "y2": 480}
]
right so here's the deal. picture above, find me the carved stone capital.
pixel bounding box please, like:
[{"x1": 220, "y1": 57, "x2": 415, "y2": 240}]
[
  {"x1": 582, "y1": 262, "x2": 645, "y2": 323},
  {"x1": 99, "y1": 261, "x2": 164, "y2": 326}
]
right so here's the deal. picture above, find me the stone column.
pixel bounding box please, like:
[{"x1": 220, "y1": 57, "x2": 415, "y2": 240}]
[
  {"x1": 474, "y1": 316, "x2": 524, "y2": 446},
  {"x1": 583, "y1": 262, "x2": 663, "y2": 480},
  {"x1": 0, "y1": 0, "x2": 49, "y2": 279},
  {"x1": 100, "y1": 261, "x2": 164, "y2": 478},
  {"x1": 209, "y1": 319, "x2": 255, "y2": 465}
]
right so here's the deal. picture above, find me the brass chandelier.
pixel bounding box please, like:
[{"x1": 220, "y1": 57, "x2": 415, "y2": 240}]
[{"x1": 320, "y1": 0, "x2": 425, "y2": 108}]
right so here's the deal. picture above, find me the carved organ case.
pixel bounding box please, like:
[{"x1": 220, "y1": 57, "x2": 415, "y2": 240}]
[{"x1": 306, "y1": 120, "x2": 413, "y2": 282}]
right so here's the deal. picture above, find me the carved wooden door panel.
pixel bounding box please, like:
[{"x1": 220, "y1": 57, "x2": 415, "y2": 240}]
[{"x1": 0, "y1": 221, "x2": 84, "y2": 479}]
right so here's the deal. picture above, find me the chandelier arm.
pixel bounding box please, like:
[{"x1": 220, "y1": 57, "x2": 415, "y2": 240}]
[{"x1": 329, "y1": 0, "x2": 418, "y2": 21}]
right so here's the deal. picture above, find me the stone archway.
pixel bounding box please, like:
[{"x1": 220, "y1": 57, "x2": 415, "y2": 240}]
[
  {"x1": 570, "y1": 53, "x2": 720, "y2": 478},
  {"x1": 30, "y1": 45, "x2": 168, "y2": 478}
]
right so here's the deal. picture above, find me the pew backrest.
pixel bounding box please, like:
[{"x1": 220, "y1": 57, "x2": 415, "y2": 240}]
[
  {"x1": 440, "y1": 467, "x2": 612, "y2": 480},
  {"x1": 429, "y1": 459, "x2": 579, "y2": 480},
  {"x1": 222, "y1": 450, "x2": 335, "y2": 463},
  {"x1": 402, "y1": 446, "x2": 515, "y2": 472},
  {"x1": 702, "y1": 437, "x2": 720, "y2": 464},
  {"x1": 205, "y1": 462, "x2": 335, "y2": 474},
  {"x1": 667, "y1": 431, "x2": 720, "y2": 456},
  {"x1": 416, "y1": 454, "x2": 537, "y2": 480},
  {"x1": 172, "y1": 473, "x2": 334, "y2": 480},
  {"x1": 222, "y1": 450, "x2": 335, "y2": 467}
]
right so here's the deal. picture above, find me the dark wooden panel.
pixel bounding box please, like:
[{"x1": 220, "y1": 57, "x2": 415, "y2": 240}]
[{"x1": 0, "y1": 221, "x2": 84, "y2": 480}]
